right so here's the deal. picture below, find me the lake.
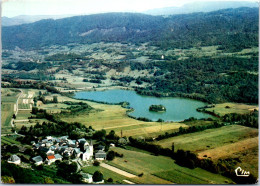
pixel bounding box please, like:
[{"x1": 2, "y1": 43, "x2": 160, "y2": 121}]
[{"x1": 74, "y1": 89, "x2": 212, "y2": 122}]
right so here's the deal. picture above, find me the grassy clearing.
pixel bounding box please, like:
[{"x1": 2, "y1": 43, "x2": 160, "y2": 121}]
[
  {"x1": 107, "y1": 147, "x2": 233, "y2": 184},
  {"x1": 153, "y1": 125, "x2": 258, "y2": 153},
  {"x1": 205, "y1": 103, "x2": 258, "y2": 116},
  {"x1": 82, "y1": 166, "x2": 129, "y2": 184}
]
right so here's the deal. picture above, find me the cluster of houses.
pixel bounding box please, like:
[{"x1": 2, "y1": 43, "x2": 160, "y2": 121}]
[
  {"x1": 31, "y1": 136, "x2": 107, "y2": 165},
  {"x1": 7, "y1": 136, "x2": 108, "y2": 183},
  {"x1": 8, "y1": 135, "x2": 107, "y2": 166}
]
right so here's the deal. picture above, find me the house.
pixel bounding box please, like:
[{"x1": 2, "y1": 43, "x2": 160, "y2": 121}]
[
  {"x1": 80, "y1": 172, "x2": 93, "y2": 183},
  {"x1": 110, "y1": 143, "x2": 115, "y2": 147},
  {"x1": 63, "y1": 147, "x2": 74, "y2": 157},
  {"x1": 96, "y1": 145, "x2": 105, "y2": 151},
  {"x1": 46, "y1": 136, "x2": 52, "y2": 140},
  {"x1": 32, "y1": 156, "x2": 43, "y2": 165},
  {"x1": 68, "y1": 140, "x2": 77, "y2": 148},
  {"x1": 78, "y1": 139, "x2": 89, "y2": 151},
  {"x1": 46, "y1": 155, "x2": 56, "y2": 165},
  {"x1": 95, "y1": 150, "x2": 106, "y2": 160},
  {"x1": 7, "y1": 155, "x2": 21, "y2": 165},
  {"x1": 54, "y1": 154, "x2": 62, "y2": 161},
  {"x1": 73, "y1": 148, "x2": 82, "y2": 158}
]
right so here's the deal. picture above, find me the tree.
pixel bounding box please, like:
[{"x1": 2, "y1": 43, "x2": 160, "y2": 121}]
[
  {"x1": 107, "y1": 130, "x2": 116, "y2": 139},
  {"x1": 106, "y1": 151, "x2": 115, "y2": 161},
  {"x1": 171, "y1": 142, "x2": 175, "y2": 152},
  {"x1": 53, "y1": 96, "x2": 58, "y2": 103},
  {"x1": 12, "y1": 114, "x2": 16, "y2": 119},
  {"x1": 93, "y1": 171, "x2": 103, "y2": 182},
  {"x1": 107, "y1": 178, "x2": 113, "y2": 183}
]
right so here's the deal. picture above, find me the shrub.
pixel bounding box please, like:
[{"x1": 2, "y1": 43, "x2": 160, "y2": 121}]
[{"x1": 93, "y1": 160, "x2": 100, "y2": 166}]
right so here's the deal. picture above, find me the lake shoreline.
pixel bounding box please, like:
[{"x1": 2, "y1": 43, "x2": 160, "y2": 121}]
[{"x1": 73, "y1": 89, "x2": 213, "y2": 122}]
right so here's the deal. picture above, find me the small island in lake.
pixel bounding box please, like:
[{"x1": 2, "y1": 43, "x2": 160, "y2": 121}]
[{"x1": 149, "y1": 104, "x2": 166, "y2": 112}]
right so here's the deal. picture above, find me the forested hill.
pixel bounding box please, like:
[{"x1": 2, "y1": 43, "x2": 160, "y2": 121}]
[{"x1": 2, "y1": 7, "x2": 258, "y2": 51}]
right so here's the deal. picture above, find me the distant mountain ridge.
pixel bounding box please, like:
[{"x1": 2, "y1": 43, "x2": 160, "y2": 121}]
[
  {"x1": 144, "y1": 1, "x2": 258, "y2": 15},
  {"x1": 2, "y1": 1, "x2": 258, "y2": 26},
  {"x1": 2, "y1": 7, "x2": 258, "y2": 51},
  {"x1": 2, "y1": 14, "x2": 77, "y2": 26}
]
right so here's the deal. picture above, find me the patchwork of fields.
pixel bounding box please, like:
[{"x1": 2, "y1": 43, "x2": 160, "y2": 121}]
[
  {"x1": 106, "y1": 147, "x2": 233, "y2": 184},
  {"x1": 153, "y1": 125, "x2": 258, "y2": 177}
]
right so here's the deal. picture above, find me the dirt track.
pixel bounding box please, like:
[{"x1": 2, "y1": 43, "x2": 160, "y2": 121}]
[{"x1": 100, "y1": 163, "x2": 137, "y2": 178}]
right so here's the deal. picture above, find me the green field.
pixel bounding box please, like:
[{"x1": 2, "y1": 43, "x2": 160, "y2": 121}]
[
  {"x1": 16, "y1": 110, "x2": 33, "y2": 120},
  {"x1": 1, "y1": 88, "x2": 20, "y2": 134},
  {"x1": 205, "y1": 103, "x2": 258, "y2": 116},
  {"x1": 107, "y1": 147, "x2": 233, "y2": 184},
  {"x1": 153, "y1": 125, "x2": 258, "y2": 153}
]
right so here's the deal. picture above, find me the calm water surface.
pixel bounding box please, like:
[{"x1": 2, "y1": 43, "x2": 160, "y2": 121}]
[{"x1": 74, "y1": 89, "x2": 212, "y2": 121}]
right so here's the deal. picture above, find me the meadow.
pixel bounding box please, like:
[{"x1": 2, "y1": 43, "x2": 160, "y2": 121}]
[{"x1": 205, "y1": 103, "x2": 258, "y2": 116}]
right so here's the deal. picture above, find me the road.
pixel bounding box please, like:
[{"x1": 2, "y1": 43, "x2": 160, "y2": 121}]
[{"x1": 10, "y1": 89, "x2": 24, "y2": 135}]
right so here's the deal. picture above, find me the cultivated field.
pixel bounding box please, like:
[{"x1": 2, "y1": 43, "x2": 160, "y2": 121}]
[
  {"x1": 153, "y1": 125, "x2": 258, "y2": 152},
  {"x1": 205, "y1": 103, "x2": 258, "y2": 116},
  {"x1": 107, "y1": 147, "x2": 233, "y2": 184}
]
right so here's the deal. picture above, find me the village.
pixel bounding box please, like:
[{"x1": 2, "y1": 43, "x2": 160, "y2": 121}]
[{"x1": 6, "y1": 135, "x2": 110, "y2": 183}]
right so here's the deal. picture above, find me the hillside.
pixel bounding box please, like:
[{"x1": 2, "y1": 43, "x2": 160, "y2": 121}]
[{"x1": 2, "y1": 7, "x2": 258, "y2": 52}]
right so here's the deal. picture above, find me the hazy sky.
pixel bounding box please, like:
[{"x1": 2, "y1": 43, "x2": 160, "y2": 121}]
[{"x1": 2, "y1": 0, "x2": 258, "y2": 17}]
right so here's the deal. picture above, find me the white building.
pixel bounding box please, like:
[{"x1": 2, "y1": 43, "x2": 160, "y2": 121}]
[
  {"x1": 81, "y1": 173, "x2": 93, "y2": 183},
  {"x1": 7, "y1": 155, "x2": 21, "y2": 165},
  {"x1": 32, "y1": 156, "x2": 43, "y2": 165}
]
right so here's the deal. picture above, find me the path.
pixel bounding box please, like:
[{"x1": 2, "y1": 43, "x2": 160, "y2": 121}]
[
  {"x1": 100, "y1": 163, "x2": 137, "y2": 178},
  {"x1": 123, "y1": 180, "x2": 135, "y2": 184},
  {"x1": 14, "y1": 119, "x2": 30, "y2": 122},
  {"x1": 10, "y1": 89, "x2": 25, "y2": 136}
]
